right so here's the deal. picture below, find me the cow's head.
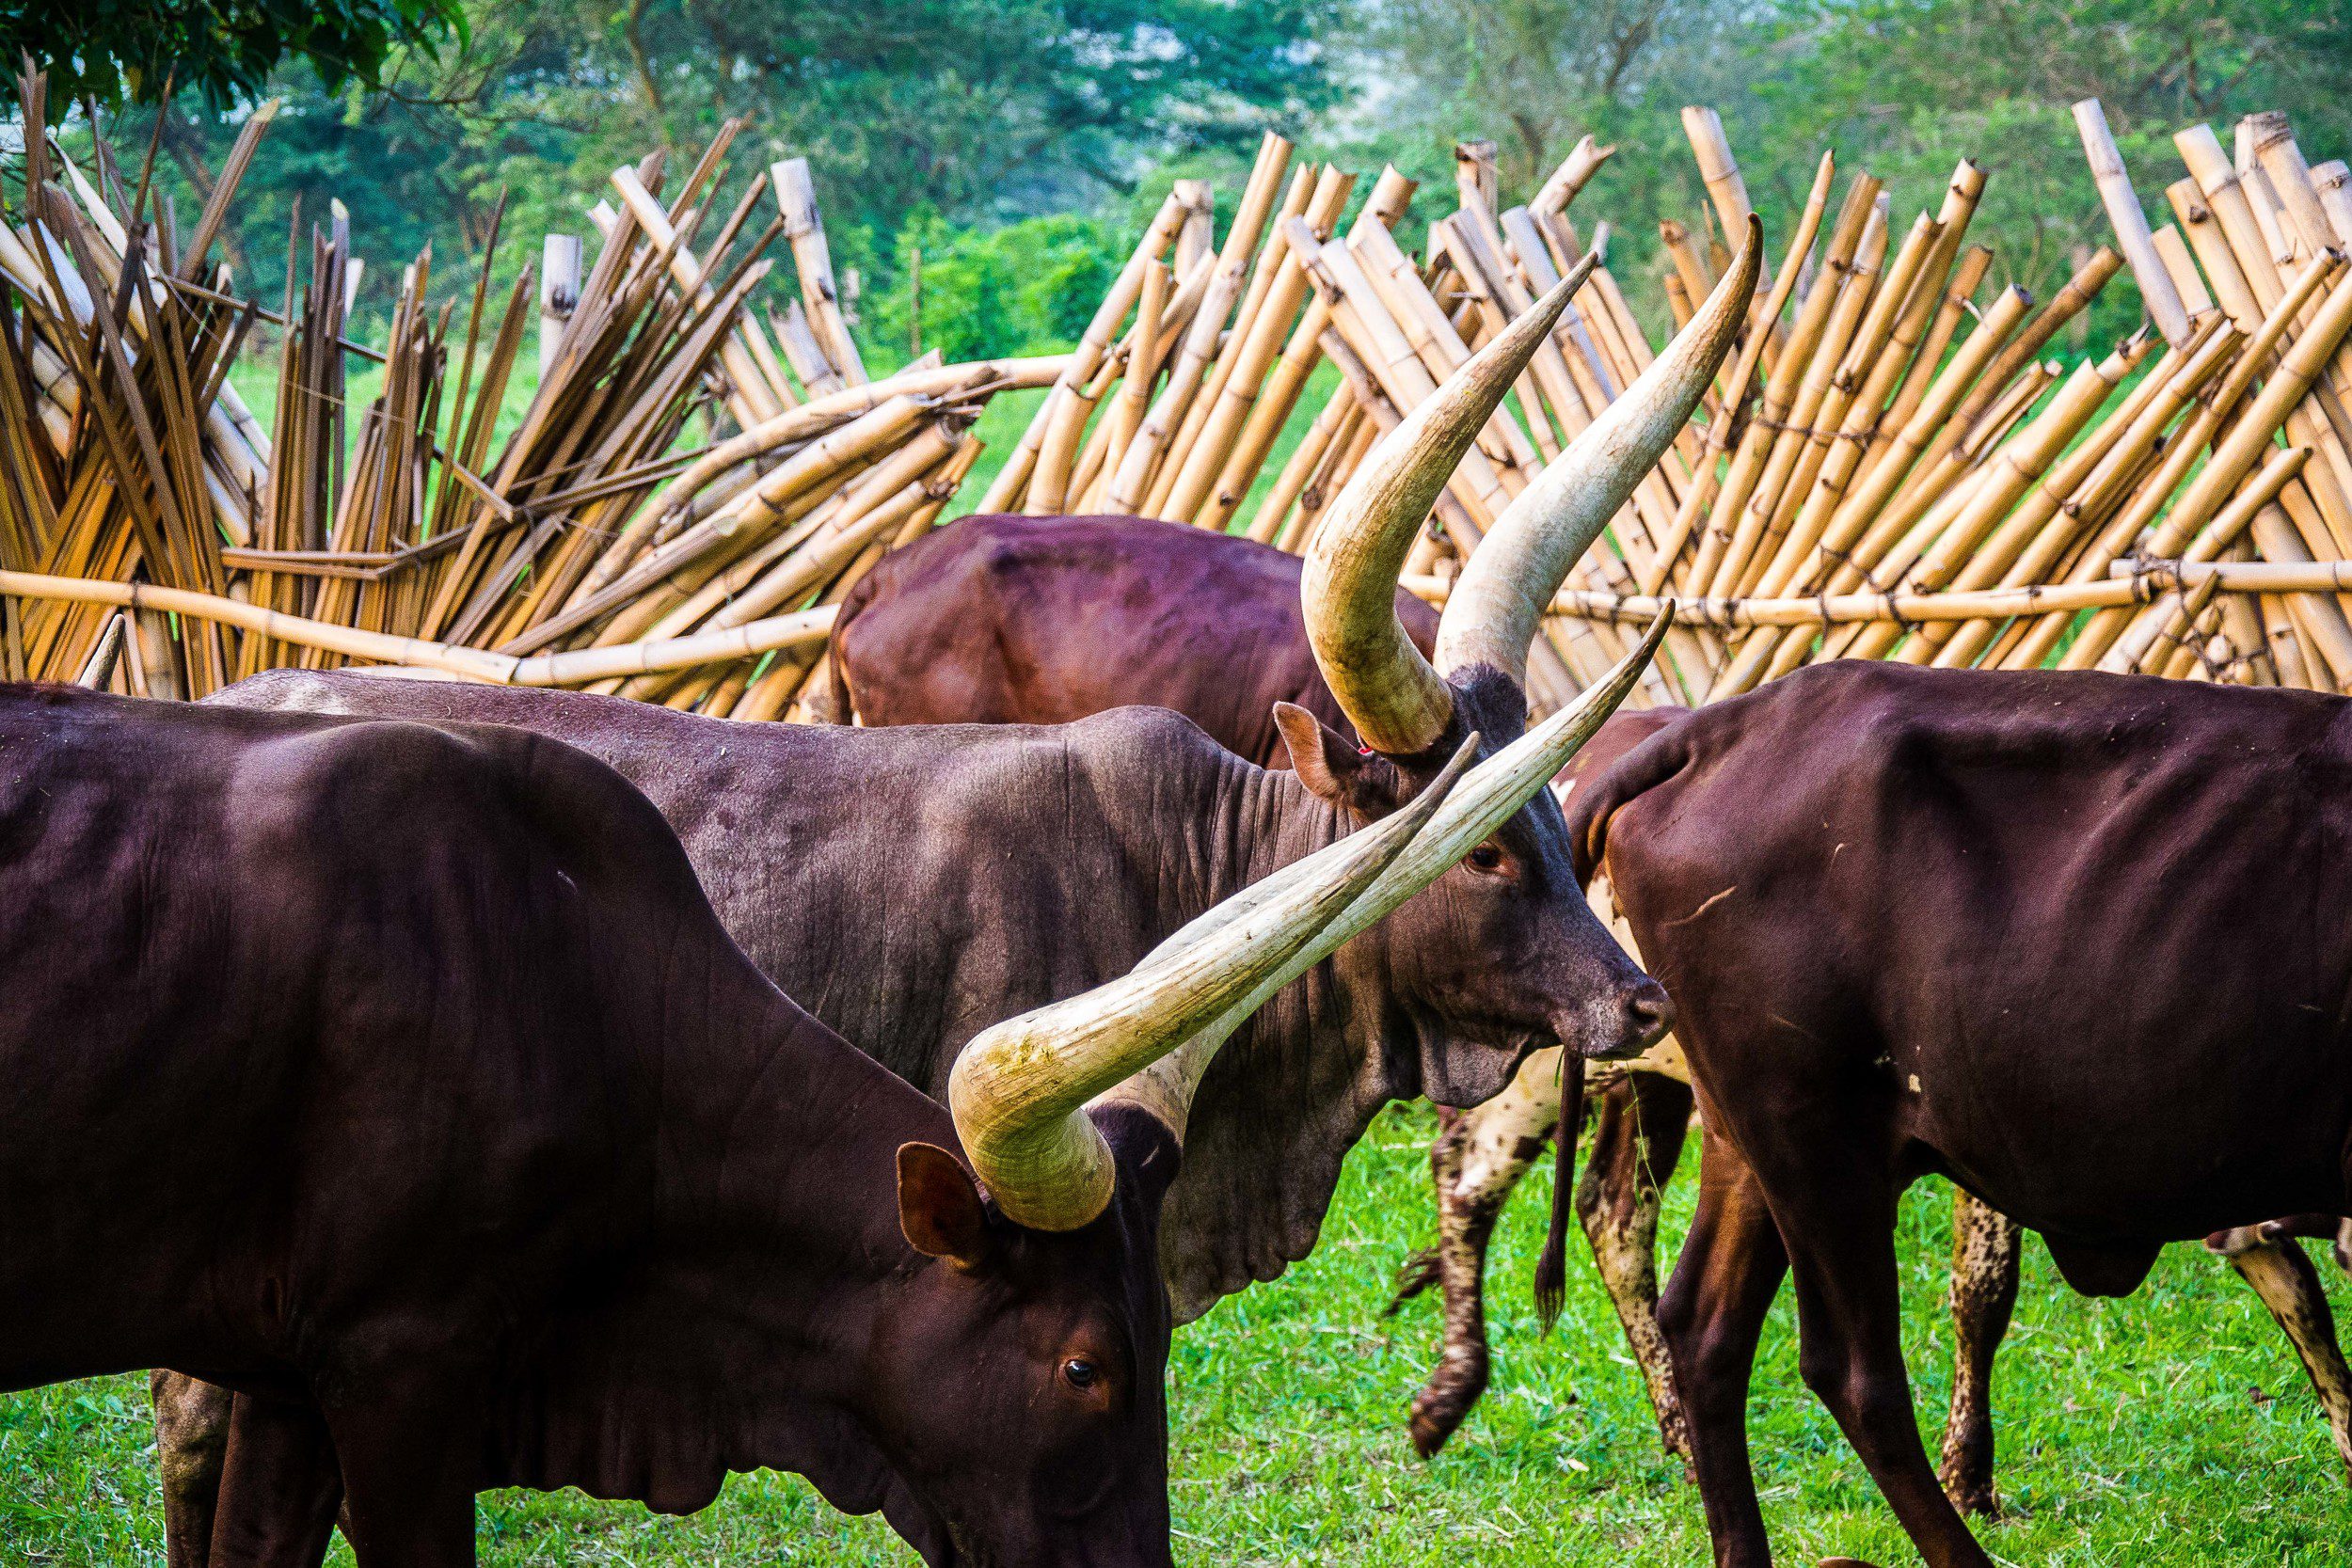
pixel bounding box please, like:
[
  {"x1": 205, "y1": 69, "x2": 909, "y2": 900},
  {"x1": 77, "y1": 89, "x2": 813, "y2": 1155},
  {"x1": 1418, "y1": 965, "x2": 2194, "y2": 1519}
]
[
  {"x1": 863, "y1": 1118, "x2": 1176, "y2": 1568},
  {"x1": 1284, "y1": 221, "x2": 1759, "y2": 1101},
  {"x1": 864, "y1": 716, "x2": 1581, "y2": 1562}
]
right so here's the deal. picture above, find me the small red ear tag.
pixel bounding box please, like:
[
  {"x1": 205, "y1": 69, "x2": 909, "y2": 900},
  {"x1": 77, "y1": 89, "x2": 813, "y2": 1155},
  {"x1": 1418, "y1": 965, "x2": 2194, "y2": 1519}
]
[{"x1": 1357, "y1": 744, "x2": 1375, "y2": 756}]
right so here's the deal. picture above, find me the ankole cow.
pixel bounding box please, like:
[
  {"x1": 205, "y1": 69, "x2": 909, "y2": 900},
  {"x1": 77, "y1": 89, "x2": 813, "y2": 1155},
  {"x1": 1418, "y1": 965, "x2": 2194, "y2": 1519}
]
[
  {"x1": 1571, "y1": 661, "x2": 2352, "y2": 1568},
  {"x1": 0, "y1": 680, "x2": 1506, "y2": 1567},
  {"x1": 815, "y1": 242, "x2": 1739, "y2": 1464},
  {"x1": 1399, "y1": 699, "x2": 2351, "y2": 1511},
  {"x1": 153, "y1": 243, "x2": 1753, "y2": 1565},
  {"x1": 829, "y1": 513, "x2": 1441, "y2": 767}
]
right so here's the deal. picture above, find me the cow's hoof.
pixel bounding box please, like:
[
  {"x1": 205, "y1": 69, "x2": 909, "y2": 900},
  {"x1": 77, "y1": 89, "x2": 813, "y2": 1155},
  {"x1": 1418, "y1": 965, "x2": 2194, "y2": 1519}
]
[
  {"x1": 1406, "y1": 1400, "x2": 1459, "y2": 1459},
  {"x1": 1818, "y1": 1559, "x2": 1885, "y2": 1568},
  {"x1": 1944, "y1": 1484, "x2": 2000, "y2": 1519}
]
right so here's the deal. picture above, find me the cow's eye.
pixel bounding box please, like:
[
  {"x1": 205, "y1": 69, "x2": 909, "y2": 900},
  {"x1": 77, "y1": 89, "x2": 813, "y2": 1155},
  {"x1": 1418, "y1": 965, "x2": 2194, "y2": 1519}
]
[
  {"x1": 1062, "y1": 1357, "x2": 1100, "y2": 1390},
  {"x1": 1466, "y1": 846, "x2": 1505, "y2": 874}
]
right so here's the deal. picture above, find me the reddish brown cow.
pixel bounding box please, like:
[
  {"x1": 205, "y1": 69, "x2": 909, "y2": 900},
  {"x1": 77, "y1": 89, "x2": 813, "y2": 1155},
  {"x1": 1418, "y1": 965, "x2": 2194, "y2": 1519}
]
[{"x1": 831, "y1": 513, "x2": 1440, "y2": 765}]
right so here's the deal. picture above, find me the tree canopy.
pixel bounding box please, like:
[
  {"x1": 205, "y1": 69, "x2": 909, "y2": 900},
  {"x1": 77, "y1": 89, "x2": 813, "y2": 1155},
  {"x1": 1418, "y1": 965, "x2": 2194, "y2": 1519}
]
[
  {"x1": 36, "y1": 0, "x2": 2352, "y2": 352},
  {"x1": 2, "y1": 0, "x2": 461, "y2": 106}
]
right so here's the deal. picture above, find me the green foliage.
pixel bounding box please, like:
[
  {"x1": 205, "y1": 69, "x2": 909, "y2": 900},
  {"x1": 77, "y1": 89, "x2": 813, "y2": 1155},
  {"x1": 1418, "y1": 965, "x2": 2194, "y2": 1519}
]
[
  {"x1": 63, "y1": 0, "x2": 1336, "y2": 327},
  {"x1": 3, "y1": 0, "x2": 462, "y2": 107},
  {"x1": 4, "y1": 1103, "x2": 2347, "y2": 1562},
  {"x1": 27, "y1": 0, "x2": 2352, "y2": 404},
  {"x1": 866, "y1": 213, "x2": 1124, "y2": 364}
]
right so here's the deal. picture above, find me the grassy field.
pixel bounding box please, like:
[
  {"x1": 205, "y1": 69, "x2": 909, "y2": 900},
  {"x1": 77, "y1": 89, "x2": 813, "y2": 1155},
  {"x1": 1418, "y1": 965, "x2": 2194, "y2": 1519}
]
[{"x1": 5, "y1": 1100, "x2": 2345, "y2": 1565}]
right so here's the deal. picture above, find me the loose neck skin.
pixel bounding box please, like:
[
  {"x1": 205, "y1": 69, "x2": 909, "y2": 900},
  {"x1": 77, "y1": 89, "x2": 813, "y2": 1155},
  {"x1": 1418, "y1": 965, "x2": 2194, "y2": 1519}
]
[
  {"x1": 1133, "y1": 750, "x2": 1436, "y2": 1318},
  {"x1": 618, "y1": 967, "x2": 952, "y2": 1476}
]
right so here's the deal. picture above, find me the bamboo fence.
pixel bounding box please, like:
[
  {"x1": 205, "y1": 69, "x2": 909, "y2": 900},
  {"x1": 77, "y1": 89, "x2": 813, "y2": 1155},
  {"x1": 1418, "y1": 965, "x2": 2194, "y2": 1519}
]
[
  {"x1": 13, "y1": 64, "x2": 2352, "y2": 719},
  {"x1": 0, "y1": 70, "x2": 1048, "y2": 716},
  {"x1": 1437, "y1": 100, "x2": 2352, "y2": 706}
]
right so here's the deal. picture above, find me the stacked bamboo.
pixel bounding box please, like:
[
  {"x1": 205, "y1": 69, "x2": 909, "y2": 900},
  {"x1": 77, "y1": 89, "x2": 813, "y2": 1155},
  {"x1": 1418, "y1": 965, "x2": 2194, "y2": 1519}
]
[
  {"x1": 1473, "y1": 103, "x2": 2352, "y2": 706},
  {"x1": 0, "y1": 73, "x2": 1054, "y2": 711},
  {"x1": 976, "y1": 130, "x2": 1692, "y2": 710},
  {"x1": 20, "y1": 63, "x2": 2352, "y2": 719}
]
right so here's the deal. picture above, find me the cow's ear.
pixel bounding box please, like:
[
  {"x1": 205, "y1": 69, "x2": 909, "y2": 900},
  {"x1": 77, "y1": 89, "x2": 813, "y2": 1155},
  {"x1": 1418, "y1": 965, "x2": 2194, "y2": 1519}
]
[
  {"x1": 898, "y1": 1142, "x2": 992, "y2": 1269},
  {"x1": 1274, "y1": 702, "x2": 1404, "y2": 821}
]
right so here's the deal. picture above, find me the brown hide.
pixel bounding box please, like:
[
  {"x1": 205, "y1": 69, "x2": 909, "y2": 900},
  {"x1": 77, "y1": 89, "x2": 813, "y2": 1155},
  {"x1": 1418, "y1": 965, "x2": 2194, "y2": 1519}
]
[
  {"x1": 1570, "y1": 662, "x2": 2352, "y2": 1568},
  {"x1": 832, "y1": 514, "x2": 1440, "y2": 767},
  {"x1": 0, "y1": 687, "x2": 1173, "y2": 1568}
]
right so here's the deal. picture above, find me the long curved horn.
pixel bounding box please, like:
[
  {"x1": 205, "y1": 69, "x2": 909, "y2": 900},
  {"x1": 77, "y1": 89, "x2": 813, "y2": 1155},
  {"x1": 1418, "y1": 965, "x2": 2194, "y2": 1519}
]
[
  {"x1": 1093, "y1": 606, "x2": 1674, "y2": 1140},
  {"x1": 74, "y1": 614, "x2": 127, "y2": 690},
  {"x1": 1434, "y1": 217, "x2": 1759, "y2": 689},
  {"x1": 949, "y1": 737, "x2": 1481, "y2": 1232},
  {"x1": 1302, "y1": 255, "x2": 1597, "y2": 756}
]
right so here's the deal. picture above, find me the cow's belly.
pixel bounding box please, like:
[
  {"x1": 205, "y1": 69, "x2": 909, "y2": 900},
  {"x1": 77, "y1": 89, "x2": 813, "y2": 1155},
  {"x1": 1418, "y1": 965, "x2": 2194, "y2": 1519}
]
[{"x1": 1895, "y1": 1035, "x2": 2352, "y2": 1243}]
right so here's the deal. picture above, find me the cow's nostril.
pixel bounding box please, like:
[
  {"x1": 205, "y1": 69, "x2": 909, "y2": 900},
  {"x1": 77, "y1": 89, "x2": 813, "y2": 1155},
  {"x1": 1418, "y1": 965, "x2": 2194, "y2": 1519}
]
[{"x1": 1624, "y1": 982, "x2": 1674, "y2": 1045}]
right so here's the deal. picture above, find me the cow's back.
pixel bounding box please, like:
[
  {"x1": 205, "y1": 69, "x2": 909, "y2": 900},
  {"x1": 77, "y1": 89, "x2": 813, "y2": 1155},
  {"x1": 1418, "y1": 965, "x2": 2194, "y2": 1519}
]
[
  {"x1": 831, "y1": 514, "x2": 1440, "y2": 767},
  {"x1": 1572, "y1": 661, "x2": 2352, "y2": 1241},
  {"x1": 0, "y1": 689, "x2": 764, "y2": 1388},
  {"x1": 215, "y1": 674, "x2": 1262, "y2": 1096}
]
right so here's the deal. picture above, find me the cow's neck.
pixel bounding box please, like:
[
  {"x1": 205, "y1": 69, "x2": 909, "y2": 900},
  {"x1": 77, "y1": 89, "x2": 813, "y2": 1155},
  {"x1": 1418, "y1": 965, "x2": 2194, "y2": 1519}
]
[
  {"x1": 495, "y1": 977, "x2": 935, "y2": 1517},
  {"x1": 1147, "y1": 764, "x2": 1415, "y2": 1322}
]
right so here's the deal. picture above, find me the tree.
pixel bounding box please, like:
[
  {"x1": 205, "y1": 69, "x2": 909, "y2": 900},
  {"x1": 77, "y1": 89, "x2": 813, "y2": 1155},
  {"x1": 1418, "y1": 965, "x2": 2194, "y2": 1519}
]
[
  {"x1": 1329, "y1": 0, "x2": 2352, "y2": 342},
  {"x1": 86, "y1": 0, "x2": 1337, "y2": 328},
  {"x1": 1339, "y1": 0, "x2": 1734, "y2": 192},
  {"x1": 2, "y1": 0, "x2": 462, "y2": 106}
]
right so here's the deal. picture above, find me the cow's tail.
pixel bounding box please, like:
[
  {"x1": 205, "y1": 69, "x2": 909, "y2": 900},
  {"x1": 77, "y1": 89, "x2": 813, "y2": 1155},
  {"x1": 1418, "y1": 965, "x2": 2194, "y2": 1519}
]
[
  {"x1": 1531, "y1": 1053, "x2": 1583, "y2": 1331},
  {"x1": 1534, "y1": 716, "x2": 1699, "y2": 1323},
  {"x1": 816, "y1": 567, "x2": 882, "y2": 725},
  {"x1": 1561, "y1": 713, "x2": 1700, "y2": 887}
]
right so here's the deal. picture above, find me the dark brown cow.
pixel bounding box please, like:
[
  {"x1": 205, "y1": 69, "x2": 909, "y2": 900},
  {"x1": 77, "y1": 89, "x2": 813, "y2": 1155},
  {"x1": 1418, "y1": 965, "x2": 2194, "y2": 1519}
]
[
  {"x1": 0, "y1": 686, "x2": 1227, "y2": 1566},
  {"x1": 830, "y1": 513, "x2": 1440, "y2": 766},
  {"x1": 1408, "y1": 700, "x2": 2352, "y2": 1503},
  {"x1": 1568, "y1": 661, "x2": 2352, "y2": 1567}
]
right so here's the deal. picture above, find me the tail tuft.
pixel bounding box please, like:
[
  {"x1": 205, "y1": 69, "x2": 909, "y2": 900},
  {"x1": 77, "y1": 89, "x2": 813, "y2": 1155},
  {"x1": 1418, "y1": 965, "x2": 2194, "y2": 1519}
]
[
  {"x1": 1386, "y1": 1247, "x2": 1443, "y2": 1315},
  {"x1": 1531, "y1": 1055, "x2": 1584, "y2": 1334}
]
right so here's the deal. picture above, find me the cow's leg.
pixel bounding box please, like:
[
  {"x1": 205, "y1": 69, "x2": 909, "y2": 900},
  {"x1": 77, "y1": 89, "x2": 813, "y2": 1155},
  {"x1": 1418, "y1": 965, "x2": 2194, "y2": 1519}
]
[
  {"x1": 1398, "y1": 1049, "x2": 1565, "y2": 1457},
  {"x1": 1776, "y1": 1167, "x2": 1993, "y2": 1568},
  {"x1": 319, "y1": 1380, "x2": 479, "y2": 1568},
  {"x1": 1576, "y1": 1069, "x2": 1694, "y2": 1465},
  {"x1": 1656, "y1": 1132, "x2": 1787, "y2": 1568},
  {"x1": 151, "y1": 1370, "x2": 233, "y2": 1568},
  {"x1": 1390, "y1": 1105, "x2": 1462, "y2": 1310},
  {"x1": 2209, "y1": 1227, "x2": 2352, "y2": 1485},
  {"x1": 1936, "y1": 1190, "x2": 2021, "y2": 1517},
  {"x1": 209, "y1": 1392, "x2": 345, "y2": 1568}
]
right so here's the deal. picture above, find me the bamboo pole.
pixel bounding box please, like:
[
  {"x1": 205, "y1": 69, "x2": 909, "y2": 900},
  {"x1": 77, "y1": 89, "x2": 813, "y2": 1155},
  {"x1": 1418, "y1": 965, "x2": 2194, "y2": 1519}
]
[
  {"x1": 0, "y1": 569, "x2": 834, "y2": 685},
  {"x1": 1460, "y1": 559, "x2": 2352, "y2": 628},
  {"x1": 1680, "y1": 106, "x2": 1780, "y2": 346},
  {"x1": 771, "y1": 157, "x2": 867, "y2": 386},
  {"x1": 1110, "y1": 137, "x2": 1292, "y2": 515},
  {"x1": 1642, "y1": 153, "x2": 1838, "y2": 594},
  {"x1": 2074, "y1": 100, "x2": 2192, "y2": 347},
  {"x1": 983, "y1": 192, "x2": 1187, "y2": 515}
]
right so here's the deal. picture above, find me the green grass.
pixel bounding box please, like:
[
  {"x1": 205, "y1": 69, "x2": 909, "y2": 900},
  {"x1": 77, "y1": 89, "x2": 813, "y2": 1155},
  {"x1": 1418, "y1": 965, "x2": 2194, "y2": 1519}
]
[{"x1": 5, "y1": 1101, "x2": 2345, "y2": 1564}]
